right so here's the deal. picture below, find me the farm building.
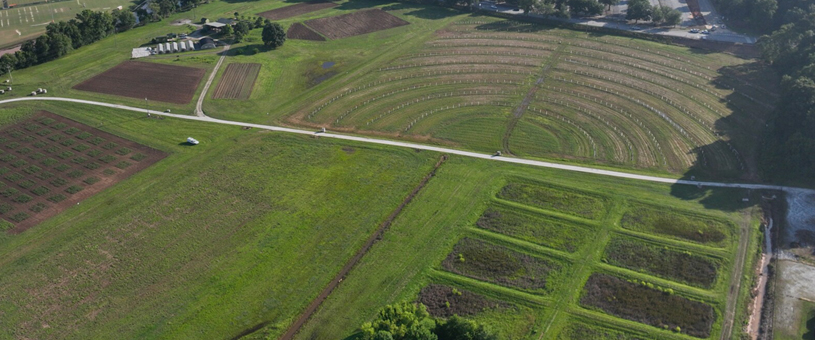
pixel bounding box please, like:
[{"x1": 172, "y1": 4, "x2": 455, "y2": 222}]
[
  {"x1": 172, "y1": 42, "x2": 179, "y2": 52},
  {"x1": 199, "y1": 38, "x2": 217, "y2": 50},
  {"x1": 157, "y1": 44, "x2": 165, "y2": 54},
  {"x1": 187, "y1": 40, "x2": 195, "y2": 51},
  {"x1": 204, "y1": 22, "x2": 227, "y2": 33},
  {"x1": 165, "y1": 42, "x2": 172, "y2": 52},
  {"x1": 179, "y1": 42, "x2": 187, "y2": 51},
  {"x1": 131, "y1": 47, "x2": 152, "y2": 59}
]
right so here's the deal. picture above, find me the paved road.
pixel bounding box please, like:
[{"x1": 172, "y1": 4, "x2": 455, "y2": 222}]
[{"x1": 2, "y1": 96, "x2": 801, "y2": 192}]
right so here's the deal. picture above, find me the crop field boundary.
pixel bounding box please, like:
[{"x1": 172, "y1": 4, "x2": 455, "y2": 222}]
[
  {"x1": 278, "y1": 154, "x2": 448, "y2": 340},
  {"x1": 466, "y1": 227, "x2": 574, "y2": 262},
  {"x1": 486, "y1": 199, "x2": 600, "y2": 231},
  {"x1": 429, "y1": 269, "x2": 551, "y2": 307},
  {"x1": 608, "y1": 230, "x2": 730, "y2": 259},
  {"x1": 592, "y1": 263, "x2": 721, "y2": 301}
]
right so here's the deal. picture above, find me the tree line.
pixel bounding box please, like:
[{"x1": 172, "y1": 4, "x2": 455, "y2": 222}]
[
  {"x1": 758, "y1": 6, "x2": 815, "y2": 183},
  {"x1": 360, "y1": 302, "x2": 497, "y2": 340},
  {"x1": 0, "y1": 9, "x2": 134, "y2": 75},
  {"x1": 710, "y1": 0, "x2": 809, "y2": 33}
]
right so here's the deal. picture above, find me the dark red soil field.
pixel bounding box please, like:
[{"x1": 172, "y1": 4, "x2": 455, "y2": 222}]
[
  {"x1": 0, "y1": 111, "x2": 166, "y2": 233},
  {"x1": 73, "y1": 61, "x2": 206, "y2": 104},
  {"x1": 257, "y1": 1, "x2": 337, "y2": 20},
  {"x1": 418, "y1": 284, "x2": 510, "y2": 318},
  {"x1": 580, "y1": 273, "x2": 716, "y2": 338},
  {"x1": 287, "y1": 23, "x2": 326, "y2": 41},
  {"x1": 212, "y1": 63, "x2": 261, "y2": 99},
  {"x1": 304, "y1": 9, "x2": 409, "y2": 40}
]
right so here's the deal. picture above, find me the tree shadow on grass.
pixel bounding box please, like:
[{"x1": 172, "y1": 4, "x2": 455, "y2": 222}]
[
  {"x1": 669, "y1": 63, "x2": 778, "y2": 211},
  {"x1": 381, "y1": 2, "x2": 462, "y2": 19},
  {"x1": 804, "y1": 311, "x2": 815, "y2": 340}
]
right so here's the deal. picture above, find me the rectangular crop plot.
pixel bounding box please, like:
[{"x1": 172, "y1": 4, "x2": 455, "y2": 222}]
[
  {"x1": 442, "y1": 237, "x2": 565, "y2": 294},
  {"x1": 621, "y1": 204, "x2": 731, "y2": 247},
  {"x1": 73, "y1": 61, "x2": 206, "y2": 104},
  {"x1": 476, "y1": 205, "x2": 593, "y2": 253},
  {"x1": 497, "y1": 181, "x2": 607, "y2": 220},
  {"x1": 418, "y1": 284, "x2": 509, "y2": 318},
  {"x1": 580, "y1": 273, "x2": 716, "y2": 338},
  {"x1": 604, "y1": 236, "x2": 720, "y2": 288},
  {"x1": 287, "y1": 22, "x2": 326, "y2": 41},
  {"x1": 257, "y1": 1, "x2": 337, "y2": 20},
  {"x1": 304, "y1": 9, "x2": 409, "y2": 40},
  {"x1": 212, "y1": 63, "x2": 261, "y2": 100},
  {"x1": 0, "y1": 112, "x2": 166, "y2": 233}
]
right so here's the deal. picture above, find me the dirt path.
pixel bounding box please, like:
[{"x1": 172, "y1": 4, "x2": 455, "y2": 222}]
[
  {"x1": 720, "y1": 207, "x2": 755, "y2": 339},
  {"x1": 502, "y1": 42, "x2": 567, "y2": 155},
  {"x1": 195, "y1": 44, "x2": 230, "y2": 117},
  {"x1": 747, "y1": 217, "x2": 773, "y2": 339},
  {"x1": 277, "y1": 155, "x2": 448, "y2": 340}
]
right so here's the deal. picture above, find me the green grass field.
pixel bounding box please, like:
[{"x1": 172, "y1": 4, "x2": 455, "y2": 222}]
[{"x1": 0, "y1": 1, "x2": 773, "y2": 339}]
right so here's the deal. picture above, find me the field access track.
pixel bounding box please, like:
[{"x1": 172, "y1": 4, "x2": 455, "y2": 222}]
[{"x1": 73, "y1": 61, "x2": 206, "y2": 104}]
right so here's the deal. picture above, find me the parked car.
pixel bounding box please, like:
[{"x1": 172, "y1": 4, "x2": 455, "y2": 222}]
[
  {"x1": 689, "y1": 28, "x2": 700, "y2": 33},
  {"x1": 701, "y1": 30, "x2": 710, "y2": 34}
]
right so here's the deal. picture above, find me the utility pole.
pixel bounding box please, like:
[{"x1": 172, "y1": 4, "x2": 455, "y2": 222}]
[{"x1": 145, "y1": 97, "x2": 149, "y2": 116}]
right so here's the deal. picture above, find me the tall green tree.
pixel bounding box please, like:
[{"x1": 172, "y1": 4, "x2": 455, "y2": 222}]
[
  {"x1": 361, "y1": 302, "x2": 438, "y2": 340},
  {"x1": 599, "y1": 0, "x2": 619, "y2": 11},
  {"x1": 113, "y1": 9, "x2": 136, "y2": 31},
  {"x1": 261, "y1": 23, "x2": 286, "y2": 48},
  {"x1": 434, "y1": 316, "x2": 497, "y2": 340},
  {"x1": 626, "y1": 0, "x2": 651, "y2": 22}
]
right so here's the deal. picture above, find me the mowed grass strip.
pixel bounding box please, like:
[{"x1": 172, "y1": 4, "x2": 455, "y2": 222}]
[
  {"x1": 556, "y1": 317, "x2": 655, "y2": 340},
  {"x1": 580, "y1": 273, "x2": 716, "y2": 338},
  {"x1": 603, "y1": 236, "x2": 720, "y2": 289},
  {"x1": 621, "y1": 204, "x2": 731, "y2": 247},
  {"x1": 73, "y1": 61, "x2": 206, "y2": 104},
  {"x1": 212, "y1": 63, "x2": 262, "y2": 100},
  {"x1": 476, "y1": 205, "x2": 593, "y2": 253},
  {"x1": 304, "y1": 9, "x2": 409, "y2": 40},
  {"x1": 497, "y1": 181, "x2": 608, "y2": 220},
  {"x1": 442, "y1": 237, "x2": 565, "y2": 295}
]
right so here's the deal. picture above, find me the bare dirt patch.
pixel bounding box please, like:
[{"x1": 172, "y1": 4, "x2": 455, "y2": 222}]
[
  {"x1": 304, "y1": 9, "x2": 409, "y2": 40},
  {"x1": 73, "y1": 61, "x2": 206, "y2": 104},
  {"x1": 0, "y1": 111, "x2": 166, "y2": 233},
  {"x1": 418, "y1": 284, "x2": 510, "y2": 318},
  {"x1": 773, "y1": 260, "x2": 815, "y2": 338},
  {"x1": 212, "y1": 63, "x2": 261, "y2": 100},
  {"x1": 287, "y1": 22, "x2": 326, "y2": 41},
  {"x1": 257, "y1": 1, "x2": 337, "y2": 20}
]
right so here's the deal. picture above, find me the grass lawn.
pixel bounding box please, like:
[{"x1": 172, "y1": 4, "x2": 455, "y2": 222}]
[{"x1": 0, "y1": 102, "x2": 439, "y2": 339}]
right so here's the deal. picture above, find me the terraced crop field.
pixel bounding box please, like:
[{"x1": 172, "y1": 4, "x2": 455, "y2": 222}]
[
  {"x1": 290, "y1": 17, "x2": 773, "y2": 178},
  {"x1": 402, "y1": 178, "x2": 737, "y2": 340}
]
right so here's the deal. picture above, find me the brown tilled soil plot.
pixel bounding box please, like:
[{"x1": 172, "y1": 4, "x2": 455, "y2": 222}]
[
  {"x1": 258, "y1": 1, "x2": 337, "y2": 20},
  {"x1": 212, "y1": 63, "x2": 262, "y2": 99},
  {"x1": 0, "y1": 111, "x2": 166, "y2": 233},
  {"x1": 304, "y1": 9, "x2": 409, "y2": 40},
  {"x1": 287, "y1": 22, "x2": 326, "y2": 41},
  {"x1": 73, "y1": 61, "x2": 206, "y2": 104}
]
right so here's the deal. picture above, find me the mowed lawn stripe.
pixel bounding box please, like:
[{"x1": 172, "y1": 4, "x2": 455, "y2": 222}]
[{"x1": 212, "y1": 63, "x2": 261, "y2": 100}]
